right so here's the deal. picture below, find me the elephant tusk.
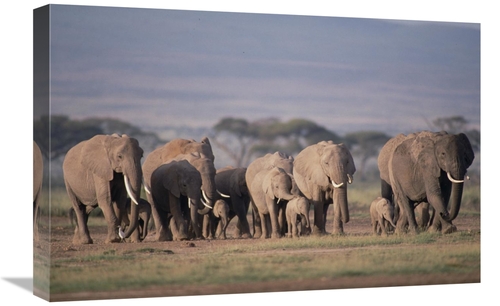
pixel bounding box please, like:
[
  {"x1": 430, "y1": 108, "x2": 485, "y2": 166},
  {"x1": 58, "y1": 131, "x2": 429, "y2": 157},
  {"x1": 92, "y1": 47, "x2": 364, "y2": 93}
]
[
  {"x1": 447, "y1": 172, "x2": 464, "y2": 184},
  {"x1": 124, "y1": 175, "x2": 139, "y2": 205},
  {"x1": 202, "y1": 189, "x2": 212, "y2": 204},
  {"x1": 200, "y1": 197, "x2": 213, "y2": 209},
  {"x1": 144, "y1": 185, "x2": 151, "y2": 195},
  {"x1": 203, "y1": 201, "x2": 213, "y2": 209},
  {"x1": 277, "y1": 198, "x2": 281, "y2": 204},
  {"x1": 118, "y1": 226, "x2": 125, "y2": 239},
  {"x1": 347, "y1": 174, "x2": 353, "y2": 184},
  {"x1": 217, "y1": 190, "x2": 231, "y2": 198},
  {"x1": 188, "y1": 198, "x2": 191, "y2": 209},
  {"x1": 331, "y1": 179, "x2": 344, "y2": 188}
]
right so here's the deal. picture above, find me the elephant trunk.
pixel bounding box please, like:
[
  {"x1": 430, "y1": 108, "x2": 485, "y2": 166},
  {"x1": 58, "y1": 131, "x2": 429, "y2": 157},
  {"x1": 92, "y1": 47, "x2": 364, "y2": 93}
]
[
  {"x1": 333, "y1": 186, "x2": 349, "y2": 224},
  {"x1": 121, "y1": 170, "x2": 142, "y2": 238},
  {"x1": 198, "y1": 174, "x2": 217, "y2": 214},
  {"x1": 279, "y1": 190, "x2": 296, "y2": 202},
  {"x1": 387, "y1": 216, "x2": 396, "y2": 228},
  {"x1": 446, "y1": 182, "x2": 464, "y2": 221}
]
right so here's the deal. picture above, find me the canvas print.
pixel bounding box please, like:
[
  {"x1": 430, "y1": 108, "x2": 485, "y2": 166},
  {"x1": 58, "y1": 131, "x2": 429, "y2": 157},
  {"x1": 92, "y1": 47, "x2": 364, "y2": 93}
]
[{"x1": 33, "y1": 4, "x2": 480, "y2": 302}]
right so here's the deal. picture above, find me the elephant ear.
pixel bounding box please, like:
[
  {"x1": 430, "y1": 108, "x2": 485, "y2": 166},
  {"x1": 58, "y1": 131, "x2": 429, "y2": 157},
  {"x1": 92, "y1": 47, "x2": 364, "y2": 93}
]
[
  {"x1": 458, "y1": 133, "x2": 475, "y2": 169},
  {"x1": 230, "y1": 170, "x2": 243, "y2": 197},
  {"x1": 412, "y1": 137, "x2": 441, "y2": 178},
  {"x1": 263, "y1": 167, "x2": 280, "y2": 199},
  {"x1": 162, "y1": 162, "x2": 181, "y2": 198},
  {"x1": 339, "y1": 143, "x2": 356, "y2": 175},
  {"x1": 294, "y1": 144, "x2": 330, "y2": 187},
  {"x1": 81, "y1": 135, "x2": 114, "y2": 181}
]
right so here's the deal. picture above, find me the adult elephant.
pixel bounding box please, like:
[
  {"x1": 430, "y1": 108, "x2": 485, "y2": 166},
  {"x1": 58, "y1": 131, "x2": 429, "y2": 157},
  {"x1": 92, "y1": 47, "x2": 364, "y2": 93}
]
[
  {"x1": 214, "y1": 166, "x2": 252, "y2": 238},
  {"x1": 150, "y1": 159, "x2": 203, "y2": 241},
  {"x1": 33, "y1": 141, "x2": 43, "y2": 242},
  {"x1": 62, "y1": 134, "x2": 144, "y2": 244},
  {"x1": 249, "y1": 166, "x2": 299, "y2": 239},
  {"x1": 293, "y1": 141, "x2": 356, "y2": 235},
  {"x1": 246, "y1": 152, "x2": 294, "y2": 238},
  {"x1": 381, "y1": 131, "x2": 475, "y2": 234},
  {"x1": 142, "y1": 137, "x2": 216, "y2": 241}
]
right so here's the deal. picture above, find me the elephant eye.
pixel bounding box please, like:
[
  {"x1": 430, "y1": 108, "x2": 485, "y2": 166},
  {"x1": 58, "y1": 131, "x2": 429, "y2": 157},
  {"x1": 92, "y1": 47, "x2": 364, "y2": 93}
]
[{"x1": 117, "y1": 154, "x2": 124, "y2": 160}]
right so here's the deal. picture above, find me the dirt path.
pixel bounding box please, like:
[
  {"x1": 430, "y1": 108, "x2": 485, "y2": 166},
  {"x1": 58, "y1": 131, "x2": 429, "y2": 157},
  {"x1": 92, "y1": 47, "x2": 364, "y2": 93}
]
[{"x1": 36, "y1": 212, "x2": 481, "y2": 302}]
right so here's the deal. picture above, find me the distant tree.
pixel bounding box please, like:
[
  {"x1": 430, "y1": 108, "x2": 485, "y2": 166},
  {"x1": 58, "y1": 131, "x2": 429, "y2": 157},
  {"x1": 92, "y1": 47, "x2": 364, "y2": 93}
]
[
  {"x1": 33, "y1": 115, "x2": 165, "y2": 160},
  {"x1": 211, "y1": 117, "x2": 261, "y2": 167},
  {"x1": 34, "y1": 115, "x2": 103, "y2": 159},
  {"x1": 344, "y1": 131, "x2": 391, "y2": 181},
  {"x1": 431, "y1": 116, "x2": 468, "y2": 134},
  {"x1": 81, "y1": 117, "x2": 167, "y2": 154},
  {"x1": 211, "y1": 117, "x2": 341, "y2": 167}
]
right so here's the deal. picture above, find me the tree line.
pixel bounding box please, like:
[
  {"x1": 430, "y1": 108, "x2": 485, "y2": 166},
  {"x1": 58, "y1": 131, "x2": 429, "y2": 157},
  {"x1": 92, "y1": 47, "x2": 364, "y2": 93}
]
[{"x1": 34, "y1": 114, "x2": 480, "y2": 182}]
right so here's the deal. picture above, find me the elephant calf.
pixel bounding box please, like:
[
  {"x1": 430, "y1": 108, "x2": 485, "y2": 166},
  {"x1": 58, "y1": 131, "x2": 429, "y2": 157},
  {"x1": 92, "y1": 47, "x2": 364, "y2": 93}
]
[
  {"x1": 285, "y1": 197, "x2": 311, "y2": 238},
  {"x1": 122, "y1": 198, "x2": 152, "y2": 242},
  {"x1": 68, "y1": 198, "x2": 152, "y2": 243},
  {"x1": 370, "y1": 197, "x2": 396, "y2": 236},
  {"x1": 204, "y1": 199, "x2": 231, "y2": 239}
]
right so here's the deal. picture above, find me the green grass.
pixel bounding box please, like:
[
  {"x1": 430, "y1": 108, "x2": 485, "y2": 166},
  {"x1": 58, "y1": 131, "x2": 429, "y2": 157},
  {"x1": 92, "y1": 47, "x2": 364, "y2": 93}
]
[{"x1": 48, "y1": 231, "x2": 480, "y2": 294}]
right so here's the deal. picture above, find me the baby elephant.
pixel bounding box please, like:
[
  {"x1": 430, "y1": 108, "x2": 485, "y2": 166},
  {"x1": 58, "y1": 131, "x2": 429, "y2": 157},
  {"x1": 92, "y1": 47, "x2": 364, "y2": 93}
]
[
  {"x1": 285, "y1": 196, "x2": 311, "y2": 238},
  {"x1": 370, "y1": 197, "x2": 396, "y2": 236},
  {"x1": 211, "y1": 199, "x2": 231, "y2": 239},
  {"x1": 122, "y1": 198, "x2": 152, "y2": 242}
]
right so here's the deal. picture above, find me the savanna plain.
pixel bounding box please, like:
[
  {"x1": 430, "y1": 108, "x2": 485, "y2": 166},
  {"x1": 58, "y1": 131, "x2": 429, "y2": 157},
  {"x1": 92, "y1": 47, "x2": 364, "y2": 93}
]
[{"x1": 34, "y1": 182, "x2": 480, "y2": 302}]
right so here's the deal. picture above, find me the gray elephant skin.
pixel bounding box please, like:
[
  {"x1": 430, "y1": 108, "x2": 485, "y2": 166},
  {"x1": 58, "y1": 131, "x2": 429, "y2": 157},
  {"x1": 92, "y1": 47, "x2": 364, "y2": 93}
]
[
  {"x1": 204, "y1": 199, "x2": 231, "y2": 239},
  {"x1": 370, "y1": 197, "x2": 396, "y2": 236},
  {"x1": 123, "y1": 198, "x2": 152, "y2": 242},
  {"x1": 414, "y1": 202, "x2": 434, "y2": 231},
  {"x1": 33, "y1": 141, "x2": 43, "y2": 242},
  {"x1": 150, "y1": 159, "x2": 203, "y2": 241},
  {"x1": 378, "y1": 131, "x2": 475, "y2": 234},
  {"x1": 285, "y1": 196, "x2": 311, "y2": 238},
  {"x1": 142, "y1": 138, "x2": 217, "y2": 241},
  {"x1": 213, "y1": 166, "x2": 252, "y2": 238},
  {"x1": 248, "y1": 164, "x2": 299, "y2": 239},
  {"x1": 293, "y1": 141, "x2": 356, "y2": 235},
  {"x1": 68, "y1": 197, "x2": 152, "y2": 242},
  {"x1": 246, "y1": 152, "x2": 294, "y2": 238},
  {"x1": 62, "y1": 134, "x2": 144, "y2": 244}
]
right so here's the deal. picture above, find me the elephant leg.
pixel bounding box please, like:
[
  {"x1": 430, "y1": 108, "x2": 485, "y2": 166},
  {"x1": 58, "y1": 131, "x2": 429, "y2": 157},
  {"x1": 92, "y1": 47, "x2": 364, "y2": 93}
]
[
  {"x1": 100, "y1": 200, "x2": 121, "y2": 244},
  {"x1": 169, "y1": 193, "x2": 188, "y2": 241},
  {"x1": 259, "y1": 213, "x2": 270, "y2": 239},
  {"x1": 278, "y1": 204, "x2": 287, "y2": 237},
  {"x1": 202, "y1": 214, "x2": 211, "y2": 239},
  {"x1": 251, "y1": 201, "x2": 263, "y2": 238},
  {"x1": 267, "y1": 199, "x2": 282, "y2": 239},
  {"x1": 396, "y1": 195, "x2": 418, "y2": 235},
  {"x1": 66, "y1": 187, "x2": 93, "y2": 244},
  {"x1": 331, "y1": 200, "x2": 344, "y2": 235},
  {"x1": 190, "y1": 203, "x2": 204, "y2": 239},
  {"x1": 378, "y1": 216, "x2": 388, "y2": 236},
  {"x1": 431, "y1": 215, "x2": 457, "y2": 234},
  {"x1": 147, "y1": 192, "x2": 170, "y2": 241},
  {"x1": 126, "y1": 217, "x2": 142, "y2": 243},
  {"x1": 312, "y1": 200, "x2": 325, "y2": 235},
  {"x1": 371, "y1": 218, "x2": 378, "y2": 235},
  {"x1": 291, "y1": 214, "x2": 299, "y2": 238},
  {"x1": 233, "y1": 199, "x2": 252, "y2": 238}
]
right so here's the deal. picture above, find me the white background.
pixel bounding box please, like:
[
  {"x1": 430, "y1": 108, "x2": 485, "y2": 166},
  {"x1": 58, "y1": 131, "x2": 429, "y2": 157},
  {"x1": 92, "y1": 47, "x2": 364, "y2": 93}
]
[{"x1": 1, "y1": 1, "x2": 496, "y2": 305}]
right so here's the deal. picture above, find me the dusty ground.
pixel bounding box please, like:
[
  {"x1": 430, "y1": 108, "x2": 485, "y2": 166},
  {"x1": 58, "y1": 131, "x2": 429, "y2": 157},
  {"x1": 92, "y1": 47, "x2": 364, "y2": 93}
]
[{"x1": 34, "y1": 211, "x2": 481, "y2": 302}]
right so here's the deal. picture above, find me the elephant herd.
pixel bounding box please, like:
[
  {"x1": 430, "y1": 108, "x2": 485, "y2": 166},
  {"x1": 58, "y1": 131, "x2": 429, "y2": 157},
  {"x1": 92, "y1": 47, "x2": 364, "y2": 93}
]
[{"x1": 32, "y1": 129, "x2": 475, "y2": 245}]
